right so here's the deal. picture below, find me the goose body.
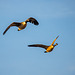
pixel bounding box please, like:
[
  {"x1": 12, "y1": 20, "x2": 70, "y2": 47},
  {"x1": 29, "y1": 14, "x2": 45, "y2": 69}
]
[
  {"x1": 28, "y1": 36, "x2": 59, "y2": 53},
  {"x1": 3, "y1": 17, "x2": 39, "y2": 35},
  {"x1": 18, "y1": 22, "x2": 27, "y2": 31}
]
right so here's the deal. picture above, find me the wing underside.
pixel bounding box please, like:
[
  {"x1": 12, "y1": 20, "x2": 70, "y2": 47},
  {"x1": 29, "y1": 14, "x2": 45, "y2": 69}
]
[{"x1": 51, "y1": 35, "x2": 59, "y2": 45}]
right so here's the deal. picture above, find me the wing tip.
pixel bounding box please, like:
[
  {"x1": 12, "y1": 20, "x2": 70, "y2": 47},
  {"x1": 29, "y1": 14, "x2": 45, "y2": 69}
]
[
  {"x1": 28, "y1": 44, "x2": 36, "y2": 47},
  {"x1": 34, "y1": 22, "x2": 39, "y2": 25},
  {"x1": 3, "y1": 32, "x2": 5, "y2": 35},
  {"x1": 56, "y1": 35, "x2": 59, "y2": 39},
  {"x1": 28, "y1": 45, "x2": 32, "y2": 47}
]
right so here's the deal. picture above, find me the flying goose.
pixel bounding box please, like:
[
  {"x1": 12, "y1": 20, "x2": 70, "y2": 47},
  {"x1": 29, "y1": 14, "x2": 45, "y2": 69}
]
[
  {"x1": 28, "y1": 36, "x2": 59, "y2": 53},
  {"x1": 3, "y1": 17, "x2": 39, "y2": 35}
]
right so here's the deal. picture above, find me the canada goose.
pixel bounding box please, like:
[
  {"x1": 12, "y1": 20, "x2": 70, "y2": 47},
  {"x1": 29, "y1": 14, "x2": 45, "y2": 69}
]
[
  {"x1": 28, "y1": 36, "x2": 59, "y2": 53},
  {"x1": 3, "y1": 17, "x2": 39, "y2": 35}
]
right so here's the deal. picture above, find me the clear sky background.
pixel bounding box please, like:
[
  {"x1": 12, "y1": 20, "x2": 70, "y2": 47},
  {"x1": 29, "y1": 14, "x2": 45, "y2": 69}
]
[{"x1": 0, "y1": 0, "x2": 75, "y2": 75}]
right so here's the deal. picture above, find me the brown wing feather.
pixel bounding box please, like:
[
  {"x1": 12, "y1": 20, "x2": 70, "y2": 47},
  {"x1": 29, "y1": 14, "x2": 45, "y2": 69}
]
[
  {"x1": 3, "y1": 22, "x2": 21, "y2": 35},
  {"x1": 28, "y1": 44, "x2": 49, "y2": 50},
  {"x1": 25, "y1": 17, "x2": 39, "y2": 25}
]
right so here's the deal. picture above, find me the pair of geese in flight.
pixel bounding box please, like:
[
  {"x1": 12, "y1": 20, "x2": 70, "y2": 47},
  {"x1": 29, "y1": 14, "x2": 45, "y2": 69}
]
[{"x1": 3, "y1": 17, "x2": 59, "y2": 53}]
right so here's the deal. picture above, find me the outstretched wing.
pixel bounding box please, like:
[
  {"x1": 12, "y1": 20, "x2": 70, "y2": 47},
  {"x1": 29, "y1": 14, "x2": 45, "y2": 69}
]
[
  {"x1": 51, "y1": 35, "x2": 59, "y2": 45},
  {"x1": 25, "y1": 17, "x2": 39, "y2": 25},
  {"x1": 28, "y1": 44, "x2": 49, "y2": 50},
  {"x1": 3, "y1": 22, "x2": 21, "y2": 35}
]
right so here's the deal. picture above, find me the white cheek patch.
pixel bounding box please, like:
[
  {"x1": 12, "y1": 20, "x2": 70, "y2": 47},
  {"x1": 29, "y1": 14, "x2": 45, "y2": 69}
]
[
  {"x1": 24, "y1": 22, "x2": 25, "y2": 24},
  {"x1": 23, "y1": 22, "x2": 26, "y2": 25},
  {"x1": 51, "y1": 46, "x2": 54, "y2": 48}
]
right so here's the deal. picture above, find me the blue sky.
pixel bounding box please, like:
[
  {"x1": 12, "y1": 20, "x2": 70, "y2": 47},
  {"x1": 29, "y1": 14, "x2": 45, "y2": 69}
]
[{"x1": 0, "y1": 0, "x2": 75, "y2": 75}]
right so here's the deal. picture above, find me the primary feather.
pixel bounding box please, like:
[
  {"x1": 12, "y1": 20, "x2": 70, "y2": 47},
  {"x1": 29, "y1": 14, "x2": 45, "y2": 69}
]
[{"x1": 28, "y1": 44, "x2": 49, "y2": 50}]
